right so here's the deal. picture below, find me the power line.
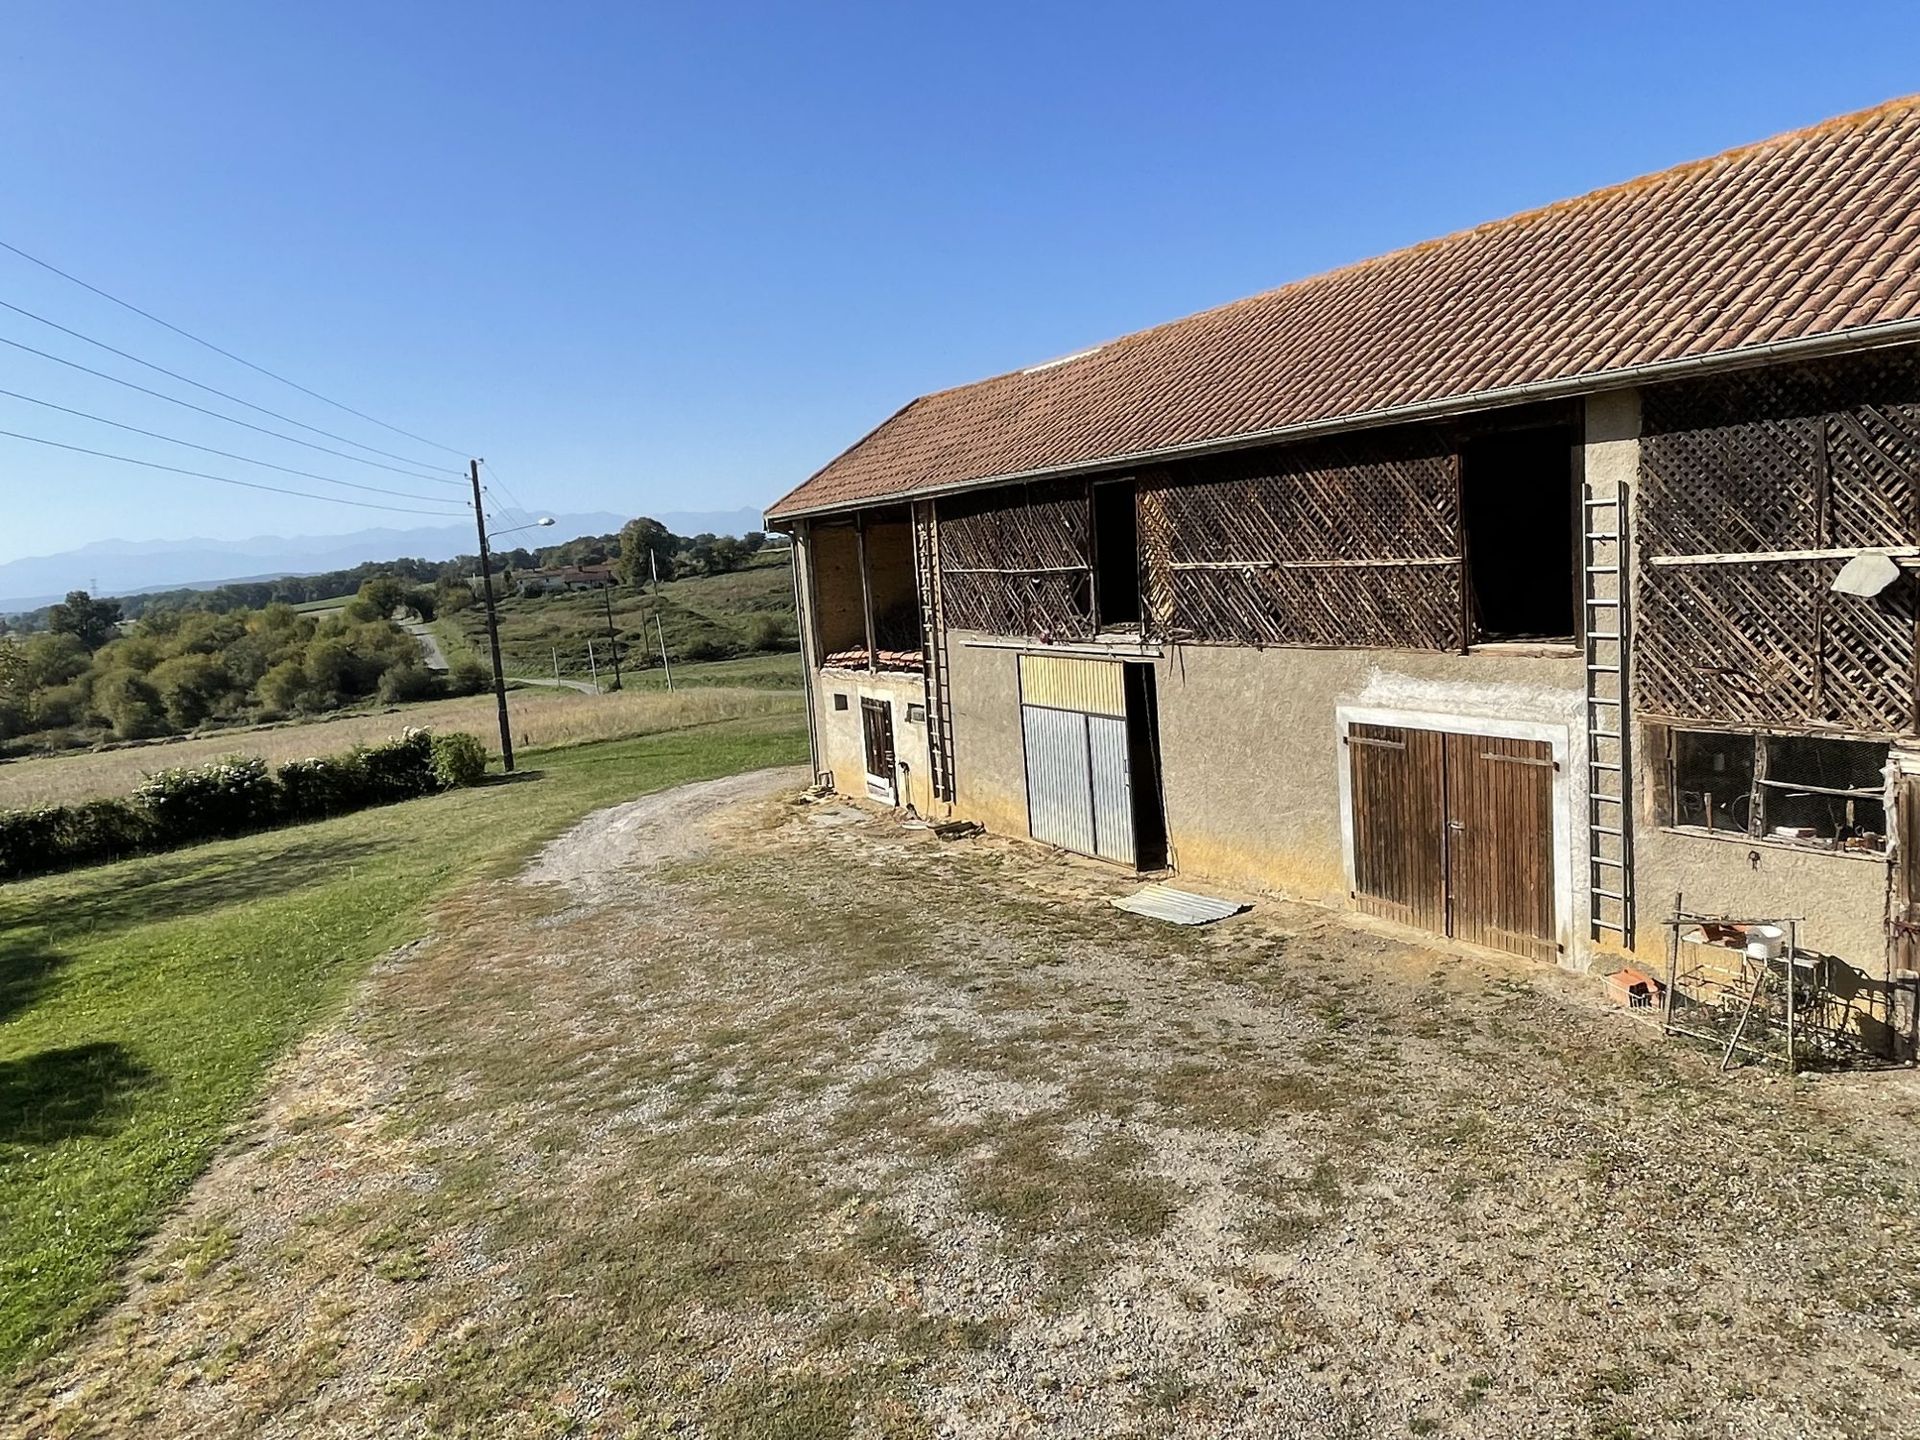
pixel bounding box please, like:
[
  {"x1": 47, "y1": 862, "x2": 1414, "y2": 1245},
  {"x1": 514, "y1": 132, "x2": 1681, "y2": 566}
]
[
  {"x1": 0, "y1": 297, "x2": 463, "y2": 475},
  {"x1": 480, "y1": 460, "x2": 537, "y2": 530},
  {"x1": 0, "y1": 387, "x2": 467, "y2": 505},
  {"x1": 0, "y1": 427, "x2": 468, "y2": 516},
  {"x1": 0, "y1": 332, "x2": 464, "y2": 485},
  {"x1": 0, "y1": 235, "x2": 469, "y2": 458}
]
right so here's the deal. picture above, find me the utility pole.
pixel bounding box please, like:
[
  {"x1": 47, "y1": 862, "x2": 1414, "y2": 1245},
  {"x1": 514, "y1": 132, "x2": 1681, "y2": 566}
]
[
  {"x1": 650, "y1": 549, "x2": 673, "y2": 690},
  {"x1": 601, "y1": 585, "x2": 622, "y2": 689},
  {"x1": 587, "y1": 638, "x2": 598, "y2": 691},
  {"x1": 470, "y1": 459, "x2": 515, "y2": 773}
]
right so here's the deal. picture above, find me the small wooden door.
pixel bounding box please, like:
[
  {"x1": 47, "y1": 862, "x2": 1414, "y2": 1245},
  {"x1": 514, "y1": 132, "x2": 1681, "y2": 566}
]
[
  {"x1": 1446, "y1": 734, "x2": 1556, "y2": 963},
  {"x1": 1349, "y1": 723, "x2": 1448, "y2": 935},
  {"x1": 860, "y1": 698, "x2": 897, "y2": 804},
  {"x1": 1893, "y1": 774, "x2": 1920, "y2": 975},
  {"x1": 1348, "y1": 724, "x2": 1555, "y2": 962}
]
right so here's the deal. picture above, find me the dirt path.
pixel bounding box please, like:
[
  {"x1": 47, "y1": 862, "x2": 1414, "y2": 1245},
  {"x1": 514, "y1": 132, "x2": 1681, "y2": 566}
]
[{"x1": 8, "y1": 773, "x2": 1920, "y2": 1438}]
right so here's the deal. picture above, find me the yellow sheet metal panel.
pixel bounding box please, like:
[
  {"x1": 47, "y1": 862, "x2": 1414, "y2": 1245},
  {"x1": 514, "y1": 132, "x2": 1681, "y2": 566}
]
[{"x1": 1019, "y1": 654, "x2": 1125, "y2": 717}]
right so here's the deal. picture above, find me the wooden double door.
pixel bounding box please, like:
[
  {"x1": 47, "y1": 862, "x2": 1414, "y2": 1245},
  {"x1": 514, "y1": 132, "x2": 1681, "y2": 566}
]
[{"x1": 1347, "y1": 722, "x2": 1557, "y2": 962}]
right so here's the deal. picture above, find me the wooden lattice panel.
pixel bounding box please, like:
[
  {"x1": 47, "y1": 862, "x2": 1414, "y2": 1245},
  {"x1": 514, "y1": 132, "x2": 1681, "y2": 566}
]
[
  {"x1": 936, "y1": 480, "x2": 1094, "y2": 638},
  {"x1": 1637, "y1": 349, "x2": 1920, "y2": 737},
  {"x1": 1139, "y1": 432, "x2": 1463, "y2": 650}
]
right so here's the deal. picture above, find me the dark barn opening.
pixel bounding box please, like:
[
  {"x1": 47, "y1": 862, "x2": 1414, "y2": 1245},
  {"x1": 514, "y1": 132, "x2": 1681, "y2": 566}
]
[
  {"x1": 1091, "y1": 480, "x2": 1141, "y2": 629},
  {"x1": 1462, "y1": 426, "x2": 1578, "y2": 641}
]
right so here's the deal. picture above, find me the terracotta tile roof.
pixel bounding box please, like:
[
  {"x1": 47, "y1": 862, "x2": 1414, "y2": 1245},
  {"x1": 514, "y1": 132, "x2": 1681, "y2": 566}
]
[{"x1": 768, "y1": 97, "x2": 1920, "y2": 521}]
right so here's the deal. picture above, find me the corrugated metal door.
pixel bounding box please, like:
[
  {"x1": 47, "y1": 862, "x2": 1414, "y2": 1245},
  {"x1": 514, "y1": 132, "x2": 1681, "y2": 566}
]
[
  {"x1": 1023, "y1": 704, "x2": 1096, "y2": 855},
  {"x1": 1348, "y1": 723, "x2": 1447, "y2": 933},
  {"x1": 1348, "y1": 723, "x2": 1554, "y2": 961},
  {"x1": 1019, "y1": 655, "x2": 1136, "y2": 866},
  {"x1": 1087, "y1": 714, "x2": 1135, "y2": 864},
  {"x1": 1446, "y1": 734, "x2": 1555, "y2": 962}
]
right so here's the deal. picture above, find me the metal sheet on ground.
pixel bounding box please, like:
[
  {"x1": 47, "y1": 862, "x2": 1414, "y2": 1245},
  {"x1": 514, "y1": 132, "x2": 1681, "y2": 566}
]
[{"x1": 1110, "y1": 884, "x2": 1249, "y2": 925}]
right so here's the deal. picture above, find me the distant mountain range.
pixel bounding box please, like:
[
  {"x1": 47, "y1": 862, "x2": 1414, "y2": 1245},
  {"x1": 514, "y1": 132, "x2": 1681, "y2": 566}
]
[{"x1": 0, "y1": 507, "x2": 769, "y2": 611}]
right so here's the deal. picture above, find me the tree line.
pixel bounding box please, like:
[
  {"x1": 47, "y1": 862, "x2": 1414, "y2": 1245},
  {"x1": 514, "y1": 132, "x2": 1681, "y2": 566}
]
[
  {"x1": 1, "y1": 517, "x2": 777, "y2": 633},
  {"x1": 0, "y1": 583, "x2": 487, "y2": 752}
]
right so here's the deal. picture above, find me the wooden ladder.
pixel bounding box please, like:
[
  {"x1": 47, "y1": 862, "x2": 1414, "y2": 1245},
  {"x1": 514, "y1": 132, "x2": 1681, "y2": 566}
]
[
  {"x1": 913, "y1": 500, "x2": 957, "y2": 805},
  {"x1": 1584, "y1": 487, "x2": 1635, "y2": 948}
]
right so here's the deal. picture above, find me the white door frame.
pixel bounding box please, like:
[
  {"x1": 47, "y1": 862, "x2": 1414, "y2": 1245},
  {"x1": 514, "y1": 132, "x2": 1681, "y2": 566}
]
[{"x1": 1335, "y1": 703, "x2": 1577, "y2": 964}]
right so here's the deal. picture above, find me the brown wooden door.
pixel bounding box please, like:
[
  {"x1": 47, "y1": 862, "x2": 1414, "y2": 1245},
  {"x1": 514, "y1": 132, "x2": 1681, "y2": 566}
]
[
  {"x1": 1349, "y1": 723, "x2": 1447, "y2": 935},
  {"x1": 860, "y1": 697, "x2": 897, "y2": 803},
  {"x1": 1348, "y1": 724, "x2": 1555, "y2": 962},
  {"x1": 1445, "y1": 733, "x2": 1556, "y2": 963},
  {"x1": 1894, "y1": 775, "x2": 1920, "y2": 971}
]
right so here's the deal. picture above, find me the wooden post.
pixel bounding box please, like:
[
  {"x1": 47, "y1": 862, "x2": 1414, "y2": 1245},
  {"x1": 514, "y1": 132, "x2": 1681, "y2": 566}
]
[
  {"x1": 602, "y1": 585, "x2": 622, "y2": 689},
  {"x1": 650, "y1": 550, "x2": 673, "y2": 690},
  {"x1": 1662, "y1": 890, "x2": 1682, "y2": 1036},
  {"x1": 856, "y1": 512, "x2": 877, "y2": 673},
  {"x1": 470, "y1": 459, "x2": 515, "y2": 773}
]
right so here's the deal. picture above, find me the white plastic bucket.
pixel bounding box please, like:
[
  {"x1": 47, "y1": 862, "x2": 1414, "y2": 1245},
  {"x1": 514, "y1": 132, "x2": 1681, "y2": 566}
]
[{"x1": 1744, "y1": 924, "x2": 1787, "y2": 962}]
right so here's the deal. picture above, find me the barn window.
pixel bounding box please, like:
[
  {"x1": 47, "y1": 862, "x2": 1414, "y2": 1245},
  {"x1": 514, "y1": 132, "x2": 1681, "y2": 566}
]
[
  {"x1": 1462, "y1": 425, "x2": 1577, "y2": 642},
  {"x1": 832, "y1": 693, "x2": 849, "y2": 711},
  {"x1": 1665, "y1": 729, "x2": 1888, "y2": 853}
]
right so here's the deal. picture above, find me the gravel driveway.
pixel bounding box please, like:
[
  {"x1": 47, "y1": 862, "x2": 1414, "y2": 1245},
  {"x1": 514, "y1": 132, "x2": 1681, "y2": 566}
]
[{"x1": 9, "y1": 769, "x2": 1919, "y2": 1438}]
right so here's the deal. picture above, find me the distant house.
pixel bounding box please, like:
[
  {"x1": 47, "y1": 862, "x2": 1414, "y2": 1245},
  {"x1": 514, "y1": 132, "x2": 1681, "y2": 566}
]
[
  {"x1": 768, "y1": 98, "x2": 1920, "y2": 1055},
  {"x1": 517, "y1": 565, "x2": 617, "y2": 596}
]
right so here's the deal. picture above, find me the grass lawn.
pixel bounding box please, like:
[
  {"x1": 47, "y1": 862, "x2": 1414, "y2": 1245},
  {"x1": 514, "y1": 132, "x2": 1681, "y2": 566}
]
[{"x1": 0, "y1": 711, "x2": 807, "y2": 1378}]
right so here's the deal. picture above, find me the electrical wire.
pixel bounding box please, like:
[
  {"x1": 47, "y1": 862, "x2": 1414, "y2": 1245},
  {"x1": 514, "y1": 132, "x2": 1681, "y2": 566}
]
[
  {"x1": 0, "y1": 386, "x2": 466, "y2": 505},
  {"x1": 0, "y1": 333, "x2": 464, "y2": 485},
  {"x1": 0, "y1": 427, "x2": 469, "y2": 516},
  {"x1": 480, "y1": 460, "x2": 539, "y2": 532},
  {"x1": 0, "y1": 235, "x2": 469, "y2": 458},
  {"x1": 0, "y1": 297, "x2": 463, "y2": 474}
]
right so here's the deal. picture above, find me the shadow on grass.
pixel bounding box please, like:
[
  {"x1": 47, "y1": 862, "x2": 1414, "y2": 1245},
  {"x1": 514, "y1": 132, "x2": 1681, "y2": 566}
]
[
  {"x1": 4, "y1": 830, "x2": 404, "y2": 946},
  {"x1": 0, "y1": 1041, "x2": 154, "y2": 1146},
  {"x1": 0, "y1": 948, "x2": 68, "y2": 1027}
]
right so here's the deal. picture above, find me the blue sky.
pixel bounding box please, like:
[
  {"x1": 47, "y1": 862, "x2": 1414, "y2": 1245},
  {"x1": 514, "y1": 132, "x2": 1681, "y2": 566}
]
[{"x1": 1, "y1": 0, "x2": 1915, "y2": 563}]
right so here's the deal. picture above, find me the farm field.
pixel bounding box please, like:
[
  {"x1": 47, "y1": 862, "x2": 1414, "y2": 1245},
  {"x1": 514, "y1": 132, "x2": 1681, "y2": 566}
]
[
  {"x1": 0, "y1": 677, "x2": 800, "y2": 810},
  {"x1": 8, "y1": 779, "x2": 1919, "y2": 1437},
  {"x1": 444, "y1": 547, "x2": 798, "y2": 683},
  {"x1": 0, "y1": 708, "x2": 809, "y2": 1381}
]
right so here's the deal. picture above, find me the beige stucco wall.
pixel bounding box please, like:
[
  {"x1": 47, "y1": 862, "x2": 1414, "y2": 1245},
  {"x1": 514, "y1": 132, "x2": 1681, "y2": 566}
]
[
  {"x1": 1150, "y1": 644, "x2": 1585, "y2": 907},
  {"x1": 944, "y1": 639, "x2": 1031, "y2": 838},
  {"x1": 1628, "y1": 822, "x2": 1890, "y2": 973},
  {"x1": 814, "y1": 668, "x2": 938, "y2": 815},
  {"x1": 943, "y1": 633, "x2": 1589, "y2": 946}
]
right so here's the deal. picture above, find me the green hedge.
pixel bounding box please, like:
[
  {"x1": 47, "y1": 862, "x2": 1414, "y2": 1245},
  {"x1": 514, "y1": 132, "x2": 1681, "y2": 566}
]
[{"x1": 0, "y1": 728, "x2": 486, "y2": 883}]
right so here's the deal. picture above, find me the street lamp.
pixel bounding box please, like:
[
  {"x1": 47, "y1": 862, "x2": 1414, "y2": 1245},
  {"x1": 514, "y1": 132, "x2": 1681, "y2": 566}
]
[{"x1": 492, "y1": 516, "x2": 557, "y2": 540}]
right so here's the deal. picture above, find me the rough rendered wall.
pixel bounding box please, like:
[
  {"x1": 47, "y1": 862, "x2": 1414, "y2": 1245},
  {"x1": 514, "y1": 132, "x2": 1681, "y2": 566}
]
[
  {"x1": 1149, "y1": 646, "x2": 1585, "y2": 910},
  {"x1": 941, "y1": 634, "x2": 1588, "y2": 944},
  {"x1": 943, "y1": 639, "x2": 1030, "y2": 839},
  {"x1": 1630, "y1": 826, "x2": 1889, "y2": 973},
  {"x1": 864, "y1": 518, "x2": 920, "y2": 649},
  {"x1": 810, "y1": 523, "x2": 866, "y2": 654},
  {"x1": 814, "y1": 670, "x2": 937, "y2": 815}
]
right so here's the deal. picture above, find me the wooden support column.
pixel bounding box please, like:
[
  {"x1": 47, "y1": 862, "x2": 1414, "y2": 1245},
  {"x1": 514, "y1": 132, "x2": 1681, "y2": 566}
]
[{"x1": 855, "y1": 512, "x2": 877, "y2": 674}]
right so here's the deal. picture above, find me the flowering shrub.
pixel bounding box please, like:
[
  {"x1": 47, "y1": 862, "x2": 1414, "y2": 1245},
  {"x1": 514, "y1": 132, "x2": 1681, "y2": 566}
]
[
  {"x1": 0, "y1": 726, "x2": 481, "y2": 882},
  {"x1": 278, "y1": 752, "x2": 372, "y2": 820},
  {"x1": 133, "y1": 755, "x2": 279, "y2": 841},
  {"x1": 359, "y1": 727, "x2": 437, "y2": 803},
  {"x1": 430, "y1": 731, "x2": 488, "y2": 789}
]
